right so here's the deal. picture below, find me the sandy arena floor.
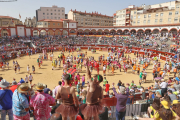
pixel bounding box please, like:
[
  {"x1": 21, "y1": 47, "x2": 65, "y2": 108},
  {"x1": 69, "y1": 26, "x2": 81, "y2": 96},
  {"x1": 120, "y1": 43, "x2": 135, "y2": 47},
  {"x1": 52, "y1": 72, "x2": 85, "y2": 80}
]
[{"x1": 1, "y1": 50, "x2": 169, "y2": 93}]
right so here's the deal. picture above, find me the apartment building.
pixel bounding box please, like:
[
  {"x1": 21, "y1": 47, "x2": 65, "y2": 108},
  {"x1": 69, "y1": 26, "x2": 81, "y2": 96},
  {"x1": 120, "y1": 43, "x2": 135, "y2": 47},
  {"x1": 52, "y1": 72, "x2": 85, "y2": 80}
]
[
  {"x1": 36, "y1": 19, "x2": 77, "y2": 36},
  {"x1": 114, "y1": 5, "x2": 135, "y2": 26},
  {"x1": 131, "y1": 0, "x2": 180, "y2": 26},
  {"x1": 24, "y1": 16, "x2": 37, "y2": 27},
  {"x1": 68, "y1": 9, "x2": 113, "y2": 26},
  {"x1": 0, "y1": 16, "x2": 22, "y2": 27},
  {"x1": 36, "y1": 5, "x2": 65, "y2": 21},
  {"x1": 115, "y1": 9, "x2": 126, "y2": 26}
]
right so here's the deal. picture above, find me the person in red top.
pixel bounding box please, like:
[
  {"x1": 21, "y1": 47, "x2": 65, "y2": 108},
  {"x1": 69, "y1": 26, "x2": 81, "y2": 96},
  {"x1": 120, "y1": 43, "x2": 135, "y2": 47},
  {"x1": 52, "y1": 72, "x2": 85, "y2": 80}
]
[
  {"x1": 96, "y1": 62, "x2": 99, "y2": 74},
  {"x1": 105, "y1": 81, "x2": 110, "y2": 95},
  {"x1": 9, "y1": 81, "x2": 18, "y2": 93}
]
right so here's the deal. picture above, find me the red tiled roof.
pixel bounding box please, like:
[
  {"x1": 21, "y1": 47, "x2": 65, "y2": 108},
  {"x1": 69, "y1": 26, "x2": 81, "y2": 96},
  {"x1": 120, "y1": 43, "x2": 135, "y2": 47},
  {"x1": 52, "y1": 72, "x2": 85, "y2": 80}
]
[
  {"x1": 38, "y1": 19, "x2": 77, "y2": 23},
  {"x1": 61, "y1": 19, "x2": 77, "y2": 23},
  {"x1": 38, "y1": 19, "x2": 63, "y2": 22},
  {"x1": 71, "y1": 10, "x2": 113, "y2": 18},
  {"x1": 0, "y1": 16, "x2": 17, "y2": 19}
]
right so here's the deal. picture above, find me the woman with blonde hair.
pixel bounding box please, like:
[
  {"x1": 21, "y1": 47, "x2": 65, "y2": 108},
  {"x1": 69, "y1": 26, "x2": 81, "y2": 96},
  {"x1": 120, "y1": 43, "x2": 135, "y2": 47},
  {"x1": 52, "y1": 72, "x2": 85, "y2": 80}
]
[{"x1": 156, "y1": 91, "x2": 162, "y2": 98}]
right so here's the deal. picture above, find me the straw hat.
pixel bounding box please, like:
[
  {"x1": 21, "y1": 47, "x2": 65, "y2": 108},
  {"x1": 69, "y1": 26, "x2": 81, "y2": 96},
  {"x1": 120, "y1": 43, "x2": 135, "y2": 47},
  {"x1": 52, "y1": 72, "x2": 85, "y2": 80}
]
[
  {"x1": 0, "y1": 79, "x2": 10, "y2": 88},
  {"x1": 33, "y1": 83, "x2": 46, "y2": 91},
  {"x1": 17, "y1": 83, "x2": 31, "y2": 93},
  {"x1": 161, "y1": 79, "x2": 165, "y2": 82},
  {"x1": 161, "y1": 100, "x2": 169, "y2": 109}
]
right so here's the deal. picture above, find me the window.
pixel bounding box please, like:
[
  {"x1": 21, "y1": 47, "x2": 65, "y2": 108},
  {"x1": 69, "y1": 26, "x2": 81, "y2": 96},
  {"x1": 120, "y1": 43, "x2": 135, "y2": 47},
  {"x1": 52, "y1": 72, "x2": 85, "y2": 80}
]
[
  {"x1": 51, "y1": 9, "x2": 52, "y2": 11},
  {"x1": 43, "y1": 13, "x2": 45, "y2": 15},
  {"x1": 168, "y1": 18, "x2": 171, "y2": 22},
  {"x1": 51, "y1": 13, "x2": 53, "y2": 15},
  {"x1": 176, "y1": 5, "x2": 180, "y2": 8},
  {"x1": 155, "y1": 19, "x2": 158, "y2": 22},
  {"x1": 134, "y1": 11, "x2": 136, "y2": 14},
  {"x1": 131, "y1": 15, "x2": 133, "y2": 18},
  {"x1": 159, "y1": 19, "x2": 163, "y2": 22},
  {"x1": 55, "y1": 13, "x2": 56, "y2": 15},
  {"x1": 47, "y1": 16, "x2": 49, "y2": 19},
  {"x1": 148, "y1": 14, "x2": 151, "y2": 18},
  {"x1": 62, "y1": 10, "x2": 64, "y2": 12},
  {"x1": 58, "y1": 10, "x2": 60, "y2": 12},
  {"x1": 160, "y1": 13, "x2": 163, "y2": 16},
  {"x1": 144, "y1": 15, "x2": 146, "y2": 18},
  {"x1": 133, "y1": 21, "x2": 136, "y2": 24},
  {"x1": 51, "y1": 16, "x2": 53, "y2": 19},
  {"x1": 148, "y1": 20, "x2": 150, "y2": 23},
  {"x1": 58, "y1": 13, "x2": 60, "y2": 15},
  {"x1": 169, "y1": 12, "x2": 172, "y2": 15},
  {"x1": 47, "y1": 13, "x2": 49, "y2": 15},
  {"x1": 175, "y1": 11, "x2": 179, "y2": 15},
  {"x1": 137, "y1": 20, "x2": 140, "y2": 23},
  {"x1": 155, "y1": 13, "x2": 158, "y2": 17},
  {"x1": 143, "y1": 20, "x2": 146, "y2": 23},
  {"x1": 48, "y1": 23, "x2": 50, "y2": 25},
  {"x1": 43, "y1": 16, "x2": 45, "y2": 19},
  {"x1": 138, "y1": 15, "x2": 140, "y2": 18},
  {"x1": 58, "y1": 17, "x2": 60, "y2": 19},
  {"x1": 45, "y1": 23, "x2": 47, "y2": 25},
  {"x1": 54, "y1": 9, "x2": 56, "y2": 11},
  {"x1": 58, "y1": 23, "x2": 60, "y2": 25},
  {"x1": 174, "y1": 17, "x2": 178, "y2": 21},
  {"x1": 123, "y1": 11, "x2": 125, "y2": 13},
  {"x1": 55, "y1": 17, "x2": 57, "y2": 19},
  {"x1": 53, "y1": 23, "x2": 55, "y2": 25},
  {"x1": 47, "y1": 9, "x2": 49, "y2": 11},
  {"x1": 134, "y1": 16, "x2": 136, "y2": 19}
]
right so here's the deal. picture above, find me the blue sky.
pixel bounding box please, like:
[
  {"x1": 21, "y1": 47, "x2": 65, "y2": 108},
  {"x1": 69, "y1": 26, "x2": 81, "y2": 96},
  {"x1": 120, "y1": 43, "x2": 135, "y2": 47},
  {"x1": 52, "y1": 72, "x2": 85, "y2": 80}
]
[{"x1": 0, "y1": 0, "x2": 171, "y2": 22}]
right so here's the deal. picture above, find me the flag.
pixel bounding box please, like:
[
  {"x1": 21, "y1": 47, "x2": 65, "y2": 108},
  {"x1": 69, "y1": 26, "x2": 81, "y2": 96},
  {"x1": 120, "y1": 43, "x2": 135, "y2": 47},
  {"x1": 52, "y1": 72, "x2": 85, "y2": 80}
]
[
  {"x1": 11, "y1": 19, "x2": 14, "y2": 23},
  {"x1": 19, "y1": 14, "x2": 21, "y2": 19}
]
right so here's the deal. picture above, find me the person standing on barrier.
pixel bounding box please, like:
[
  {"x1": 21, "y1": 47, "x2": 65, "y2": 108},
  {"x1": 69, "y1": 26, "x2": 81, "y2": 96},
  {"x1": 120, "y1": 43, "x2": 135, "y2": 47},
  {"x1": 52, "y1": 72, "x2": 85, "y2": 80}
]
[
  {"x1": 112, "y1": 82, "x2": 129, "y2": 120},
  {"x1": 80, "y1": 58, "x2": 104, "y2": 120}
]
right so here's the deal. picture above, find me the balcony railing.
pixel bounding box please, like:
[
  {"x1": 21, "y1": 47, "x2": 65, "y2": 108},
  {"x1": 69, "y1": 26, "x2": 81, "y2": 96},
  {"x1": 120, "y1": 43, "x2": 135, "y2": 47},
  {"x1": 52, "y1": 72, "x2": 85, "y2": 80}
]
[{"x1": 126, "y1": 11, "x2": 130, "y2": 14}]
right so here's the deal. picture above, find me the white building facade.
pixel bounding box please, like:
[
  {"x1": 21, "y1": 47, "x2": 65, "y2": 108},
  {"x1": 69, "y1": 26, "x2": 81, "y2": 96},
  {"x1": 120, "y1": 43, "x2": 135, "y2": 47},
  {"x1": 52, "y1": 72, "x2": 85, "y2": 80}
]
[{"x1": 36, "y1": 5, "x2": 65, "y2": 21}]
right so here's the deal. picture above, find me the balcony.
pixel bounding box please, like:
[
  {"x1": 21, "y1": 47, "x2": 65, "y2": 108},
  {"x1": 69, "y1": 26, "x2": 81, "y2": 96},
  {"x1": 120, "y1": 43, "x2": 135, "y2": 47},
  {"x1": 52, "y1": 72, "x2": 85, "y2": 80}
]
[
  {"x1": 126, "y1": 16, "x2": 130, "y2": 19},
  {"x1": 126, "y1": 11, "x2": 130, "y2": 14}
]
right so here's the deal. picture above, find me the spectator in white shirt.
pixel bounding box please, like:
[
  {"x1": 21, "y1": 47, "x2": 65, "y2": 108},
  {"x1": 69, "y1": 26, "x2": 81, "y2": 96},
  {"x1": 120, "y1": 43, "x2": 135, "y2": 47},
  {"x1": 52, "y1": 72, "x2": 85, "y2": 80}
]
[
  {"x1": 24, "y1": 75, "x2": 28, "y2": 83},
  {"x1": 29, "y1": 73, "x2": 33, "y2": 84},
  {"x1": 103, "y1": 65, "x2": 106, "y2": 76},
  {"x1": 159, "y1": 79, "x2": 168, "y2": 97}
]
